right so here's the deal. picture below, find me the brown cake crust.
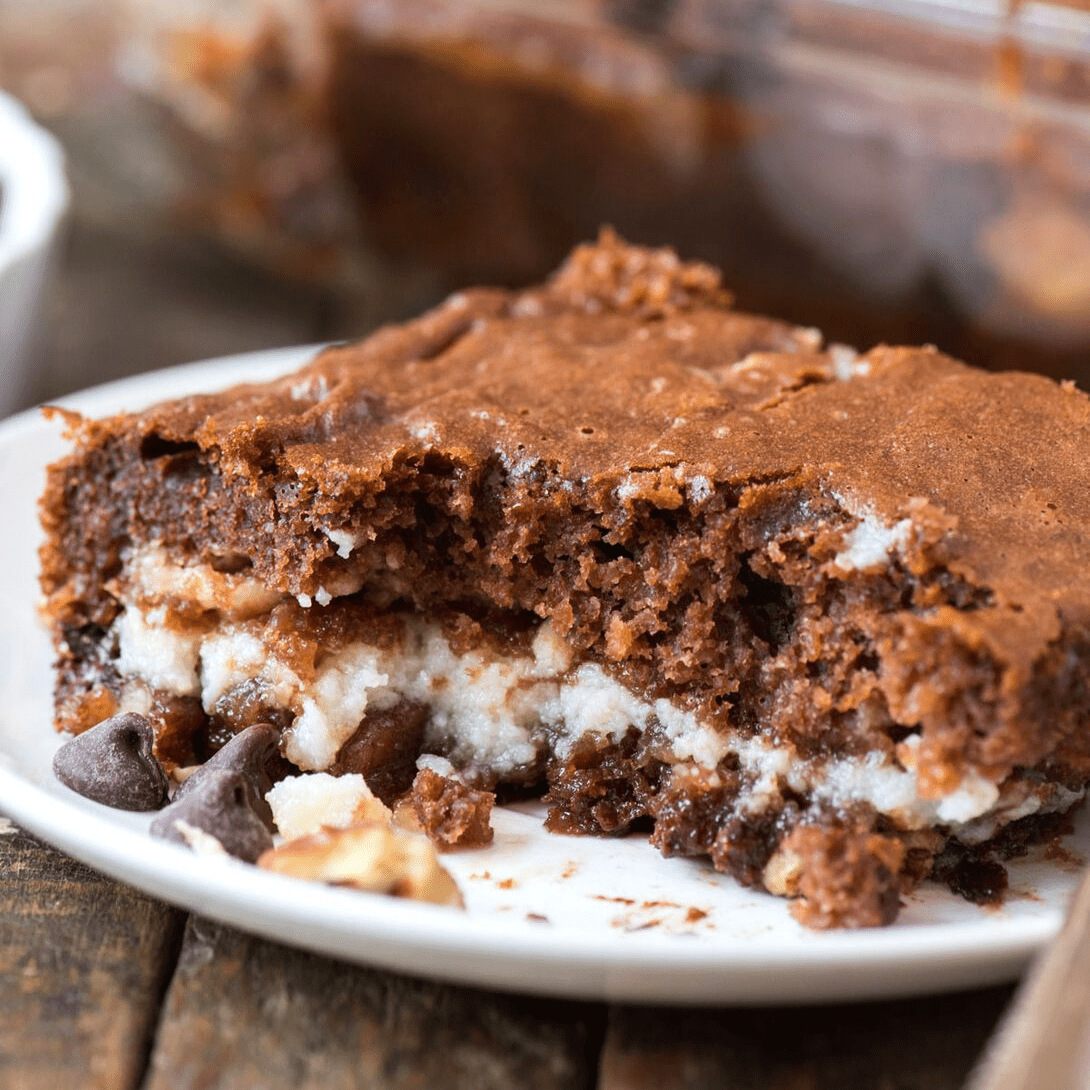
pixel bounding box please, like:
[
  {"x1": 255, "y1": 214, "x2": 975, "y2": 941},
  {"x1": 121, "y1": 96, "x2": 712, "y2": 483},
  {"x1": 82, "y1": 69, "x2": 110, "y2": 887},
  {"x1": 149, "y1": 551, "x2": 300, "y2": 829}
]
[{"x1": 39, "y1": 231, "x2": 1090, "y2": 925}]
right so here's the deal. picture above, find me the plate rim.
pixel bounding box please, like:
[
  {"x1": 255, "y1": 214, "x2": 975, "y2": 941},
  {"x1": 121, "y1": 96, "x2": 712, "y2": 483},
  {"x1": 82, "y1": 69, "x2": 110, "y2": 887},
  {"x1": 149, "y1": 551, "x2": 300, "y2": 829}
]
[{"x1": 0, "y1": 758, "x2": 1052, "y2": 1005}]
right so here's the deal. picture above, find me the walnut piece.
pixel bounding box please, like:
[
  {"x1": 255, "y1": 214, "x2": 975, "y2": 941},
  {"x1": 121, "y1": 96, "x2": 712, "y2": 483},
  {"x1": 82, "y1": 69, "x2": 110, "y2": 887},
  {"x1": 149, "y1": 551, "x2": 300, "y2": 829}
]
[{"x1": 258, "y1": 821, "x2": 464, "y2": 907}]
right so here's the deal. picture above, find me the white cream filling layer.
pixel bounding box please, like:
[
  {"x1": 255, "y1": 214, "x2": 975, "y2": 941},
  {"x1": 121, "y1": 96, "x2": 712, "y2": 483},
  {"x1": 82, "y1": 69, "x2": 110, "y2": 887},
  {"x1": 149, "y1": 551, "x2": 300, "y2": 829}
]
[
  {"x1": 833, "y1": 515, "x2": 915, "y2": 573},
  {"x1": 111, "y1": 556, "x2": 1081, "y2": 842},
  {"x1": 126, "y1": 544, "x2": 284, "y2": 617}
]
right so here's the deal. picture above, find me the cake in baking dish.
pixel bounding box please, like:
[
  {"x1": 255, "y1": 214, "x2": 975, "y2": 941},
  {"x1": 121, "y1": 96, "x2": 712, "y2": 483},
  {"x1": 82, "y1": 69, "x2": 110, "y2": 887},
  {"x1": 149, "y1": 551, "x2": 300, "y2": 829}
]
[{"x1": 40, "y1": 232, "x2": 1090, "y2": 927}]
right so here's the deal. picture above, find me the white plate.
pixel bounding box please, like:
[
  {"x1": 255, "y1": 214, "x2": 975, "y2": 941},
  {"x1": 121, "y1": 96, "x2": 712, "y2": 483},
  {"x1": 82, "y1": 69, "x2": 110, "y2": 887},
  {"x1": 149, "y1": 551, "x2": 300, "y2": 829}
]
[{"x1": 0, "y1": 346, "x2": 1084, "y2": 1006}]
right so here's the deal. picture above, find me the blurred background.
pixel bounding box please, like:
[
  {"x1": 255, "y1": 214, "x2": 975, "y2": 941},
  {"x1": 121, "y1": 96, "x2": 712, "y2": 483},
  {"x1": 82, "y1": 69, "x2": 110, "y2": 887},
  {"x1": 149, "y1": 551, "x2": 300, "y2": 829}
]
[{"x1": 2, "y1": 0, "x2": 1090, "y2": 412}]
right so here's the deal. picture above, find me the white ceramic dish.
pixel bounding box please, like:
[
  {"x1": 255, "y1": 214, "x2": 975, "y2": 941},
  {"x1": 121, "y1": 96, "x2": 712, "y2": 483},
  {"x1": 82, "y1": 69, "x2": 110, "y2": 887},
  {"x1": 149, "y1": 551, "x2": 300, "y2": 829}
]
[
  {"x1": 0, "y1": 92, "x2": 68, "y2": 417},
  {"x1": 0, "y1": 346, "x2": 1084, "y2": 1006}
]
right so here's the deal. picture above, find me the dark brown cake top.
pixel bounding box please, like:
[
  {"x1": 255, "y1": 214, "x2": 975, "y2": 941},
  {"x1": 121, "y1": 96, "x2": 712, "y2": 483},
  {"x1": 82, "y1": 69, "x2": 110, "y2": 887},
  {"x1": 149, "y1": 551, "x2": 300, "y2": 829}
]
[{"x1": 55, "y1": 232, "x2": 1090, "y2": 663}]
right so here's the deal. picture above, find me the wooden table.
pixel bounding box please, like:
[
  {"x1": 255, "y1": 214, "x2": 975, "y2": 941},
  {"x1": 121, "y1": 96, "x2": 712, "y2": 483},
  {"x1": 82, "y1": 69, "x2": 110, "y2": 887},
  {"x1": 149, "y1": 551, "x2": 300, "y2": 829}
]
[{"x1": 3, "y1": 217, "x2": 1019, "y2": 1090}]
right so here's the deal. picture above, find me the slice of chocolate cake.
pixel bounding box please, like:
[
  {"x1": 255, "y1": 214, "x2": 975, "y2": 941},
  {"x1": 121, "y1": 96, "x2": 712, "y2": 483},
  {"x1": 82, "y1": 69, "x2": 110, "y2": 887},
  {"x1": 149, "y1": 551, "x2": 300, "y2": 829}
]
[{"x1": 39, "y1": 232, "x2": 1090, "y2": 928}]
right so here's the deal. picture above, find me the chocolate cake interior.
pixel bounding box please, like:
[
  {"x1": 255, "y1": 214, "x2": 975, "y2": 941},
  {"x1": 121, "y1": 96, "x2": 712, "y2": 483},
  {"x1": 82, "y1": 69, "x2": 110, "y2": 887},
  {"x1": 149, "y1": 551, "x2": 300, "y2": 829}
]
[{"x1": 41, "y1": 235, "x2": 1090, "y2": 927}]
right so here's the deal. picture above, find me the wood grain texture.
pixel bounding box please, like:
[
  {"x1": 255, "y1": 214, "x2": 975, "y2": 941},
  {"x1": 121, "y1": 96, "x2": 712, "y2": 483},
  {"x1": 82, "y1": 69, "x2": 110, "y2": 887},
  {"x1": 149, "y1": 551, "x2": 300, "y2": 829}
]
[
  {"x1": 0, "y1": 820, "x2": 184, "y2": 1090},
  {"x1": 598, "y1": 986, "x2": 1014, "y2": 1090},
  {"x1": 144, "y1": 915, "x2": 603, "y2": 1090}
]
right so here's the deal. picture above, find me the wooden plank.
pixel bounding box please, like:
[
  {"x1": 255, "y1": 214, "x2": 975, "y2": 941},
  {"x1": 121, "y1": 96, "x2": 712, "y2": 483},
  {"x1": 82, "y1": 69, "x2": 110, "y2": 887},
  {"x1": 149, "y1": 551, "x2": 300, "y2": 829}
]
[
  {"x1": 598, "y1": 986, "x2": 1015, "y2": 1090},
  {"x1": 144, "y1": 916, "x2": 604, "y2": 1090},
  {"x1": 0, "y1": 819, "x2": 185, "y2": 1090}
]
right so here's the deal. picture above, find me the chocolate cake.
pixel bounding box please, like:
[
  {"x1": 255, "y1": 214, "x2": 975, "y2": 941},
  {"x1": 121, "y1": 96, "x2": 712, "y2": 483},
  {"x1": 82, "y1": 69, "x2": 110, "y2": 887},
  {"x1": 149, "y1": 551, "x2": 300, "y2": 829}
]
[{"x1": 39, "y1": 232, "x2": 1090, "y2": 928}]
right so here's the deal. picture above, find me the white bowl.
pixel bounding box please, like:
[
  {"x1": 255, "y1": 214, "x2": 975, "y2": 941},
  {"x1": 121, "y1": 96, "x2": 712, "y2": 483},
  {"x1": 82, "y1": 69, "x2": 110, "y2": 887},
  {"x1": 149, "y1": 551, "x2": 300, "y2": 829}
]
[{"x1": 0, "y1": 93, "x2": 68, "y2": 416}]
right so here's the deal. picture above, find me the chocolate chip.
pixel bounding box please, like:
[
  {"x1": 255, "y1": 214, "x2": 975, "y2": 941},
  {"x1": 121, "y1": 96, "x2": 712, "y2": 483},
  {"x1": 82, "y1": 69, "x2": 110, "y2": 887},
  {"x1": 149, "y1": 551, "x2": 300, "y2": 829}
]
[
  {"x1": 151, "y1": 769, "x2": 273, "y2": 862},
  {"x1": 52, "y1": 713, "x2": 169, "y2": 811},
  {"x1": 174, "y1": 723, "x2": 281, "y2": 831}
]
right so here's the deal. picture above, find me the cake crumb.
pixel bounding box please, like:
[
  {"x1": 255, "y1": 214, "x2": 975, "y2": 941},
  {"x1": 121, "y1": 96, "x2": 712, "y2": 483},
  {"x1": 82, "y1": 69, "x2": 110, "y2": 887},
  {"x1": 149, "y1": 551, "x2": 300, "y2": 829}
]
[
  {"x1": 1043, "y1": 839, "x2": 1085, "y2": 870},
  {"x1": 622, "y1": 918, "x2": 663, "y2": 933},
  {"x1": 411, "y1": 768, "x2": 494, "y2": 850},
  {"x1": 267, "y1": 772, "x2": 390, "y2": 841},
  {"x1": 783, "y1": 825, "x2": 905, "y2": 929}
]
